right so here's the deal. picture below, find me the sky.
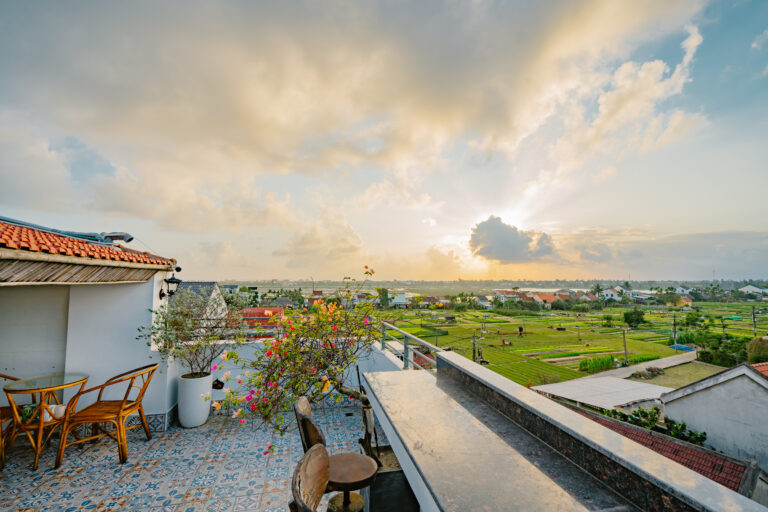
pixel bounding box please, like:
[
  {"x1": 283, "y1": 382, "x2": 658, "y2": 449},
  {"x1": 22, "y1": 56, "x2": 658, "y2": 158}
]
[{"x1": 1, "y1": 0, "x2": 767, "y2": 281}]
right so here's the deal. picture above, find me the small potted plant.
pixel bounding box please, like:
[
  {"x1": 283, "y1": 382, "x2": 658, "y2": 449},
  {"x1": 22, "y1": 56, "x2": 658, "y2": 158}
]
[{"x1": 139, "y1": 286, "x2": 248, "y2": 428}]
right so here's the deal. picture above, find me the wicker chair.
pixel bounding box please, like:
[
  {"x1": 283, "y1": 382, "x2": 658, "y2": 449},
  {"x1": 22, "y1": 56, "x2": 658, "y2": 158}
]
[
  {"x1": 289, "y1": 444, "x2": 331, "y2": 512},
  {"x1": 55, "y1": 364, "x2": 158, "y2": 468},
  {"x1": 0, "y1": 373, "x2": 20, "y2": 470}
]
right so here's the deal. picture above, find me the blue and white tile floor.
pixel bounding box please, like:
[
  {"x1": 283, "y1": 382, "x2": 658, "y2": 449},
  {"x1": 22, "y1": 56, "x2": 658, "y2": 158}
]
[{"x1": 0, "y1": 405, "x2": 387, "y2": 512}]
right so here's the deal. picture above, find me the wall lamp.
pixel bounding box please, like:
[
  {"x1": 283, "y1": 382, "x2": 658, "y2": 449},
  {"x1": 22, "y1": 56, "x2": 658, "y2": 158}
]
[{"x1": 159, "y1": 266, "x2": 183, "y2": 300}]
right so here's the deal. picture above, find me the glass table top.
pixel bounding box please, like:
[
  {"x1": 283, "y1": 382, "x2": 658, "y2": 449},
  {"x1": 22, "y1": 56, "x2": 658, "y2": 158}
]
[{"x1": 3, "y1": 372, "x2": 89, "y2": 392}]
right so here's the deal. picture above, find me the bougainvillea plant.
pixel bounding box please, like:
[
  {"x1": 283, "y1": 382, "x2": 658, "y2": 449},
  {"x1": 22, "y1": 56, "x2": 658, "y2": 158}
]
[{"x1": 213, "y1": 267, "x2": 385, "y2": 438}]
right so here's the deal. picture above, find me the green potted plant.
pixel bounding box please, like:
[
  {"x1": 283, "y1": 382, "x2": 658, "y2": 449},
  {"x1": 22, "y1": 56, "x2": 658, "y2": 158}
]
[{"x1": 138, "y1": 286, "x2": 248, "y2": 428}]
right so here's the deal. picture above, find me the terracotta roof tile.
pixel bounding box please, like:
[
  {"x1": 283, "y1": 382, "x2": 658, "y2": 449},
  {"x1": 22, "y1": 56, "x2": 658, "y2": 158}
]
[
  {"x1": 751, "y1": 362, "x2": 768, "y2": 377},
  {"x1": 572, "y1": 408, "x2": 746, "y2": 491},
  {"x1": 0, "y1": 220, "x2": 175, "y2": 266}
]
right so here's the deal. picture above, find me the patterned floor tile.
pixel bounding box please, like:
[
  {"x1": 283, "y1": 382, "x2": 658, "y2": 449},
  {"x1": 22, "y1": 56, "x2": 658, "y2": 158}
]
[{"x1": 1, "y1": 404, "x2": 369, "y2": 512}]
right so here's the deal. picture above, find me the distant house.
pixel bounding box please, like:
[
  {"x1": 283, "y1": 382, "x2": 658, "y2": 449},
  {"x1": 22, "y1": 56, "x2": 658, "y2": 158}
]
[
  {"x1": 475, "y1": 296, "x2": 492, "y2": 309},
  {"x1": 574, "y1": 291, "x2": 597, "y2": 302},
  {"x1": 533, "y1": 293, "x2": 559, "y2": 308},
  {"x1": 173, "y1": 281, "x2": 226, "y2": 313},
  {"x1": 740, "y1": 285, "x2": 768, "y2": 296},
  {"x1": 601, "y1": 288, "x2": 622, "y2": 301},
  {"x1": 390, "y1": 291, "x2": 409, "y2": 308},
  {"x1": 661, "y1": 364, "x2": 768, "y2": 471},
  {"x1": 240, "y1": 306, "x2": 284, "y2": 337},
  {"x1": 308, "y1": 290, "x2": 324, "y2": 307},
  {"x1": 494, "y1": 289, "x2": 522, "y2": 303},
  {"x1": 271, "y1": 296, "x2": 296, "y2": 308},
  {"x1": 675, "y1": 286, "x2": 694, "y2": 296}
]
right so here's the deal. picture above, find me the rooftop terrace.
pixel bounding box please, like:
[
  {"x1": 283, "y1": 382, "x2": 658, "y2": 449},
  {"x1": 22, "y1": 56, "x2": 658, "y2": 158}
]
[{"x1": 0, "y1": 403, "x2": 380, "y2": 512}]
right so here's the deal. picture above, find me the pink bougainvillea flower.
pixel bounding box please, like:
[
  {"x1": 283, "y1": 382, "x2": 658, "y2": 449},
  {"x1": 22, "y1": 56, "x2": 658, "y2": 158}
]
[
  {"x1": 211, "y1": 364, "x2": 218, "y2": 371},
  {"x1": 262, "y1": 397, "x2": 268, "y2": 402},
  {"x1": 265, "y1": 349, "x2": 273, "y2": 357},
  {"x1": 332, "y1": 325, "x2": 338, "y2": 331},
  {"x1": 364, "y1": 318, "x2": 370, "y2": 324},
  {"x1": 240, "y1": 419, "x2": 246, "y2": 424},
  {"x1": 263, "y1": 450, "x2": 269, "y2": 456},
  {"x1": 220, "y1": 351, "x2": 228, "y2": 360}
]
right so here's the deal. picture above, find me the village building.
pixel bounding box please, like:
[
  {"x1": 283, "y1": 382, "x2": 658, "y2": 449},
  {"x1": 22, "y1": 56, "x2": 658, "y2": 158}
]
[
  {"x1": 0, "y1": 217, "x2": 180, "y2": 431},
  {"x1": 661, "y1": 363, "x2": 768, "y2": 471}
]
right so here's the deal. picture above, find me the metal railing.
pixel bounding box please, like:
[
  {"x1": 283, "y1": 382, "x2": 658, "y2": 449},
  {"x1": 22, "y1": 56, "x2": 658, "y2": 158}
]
[{"x1": 378, "y1": 321, "x2": 443, "y2": 371}]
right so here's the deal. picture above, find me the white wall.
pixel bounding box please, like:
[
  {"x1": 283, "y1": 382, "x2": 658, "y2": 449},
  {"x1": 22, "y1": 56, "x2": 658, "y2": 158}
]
[
  {"x1": 665, "y1": 375, "x2": 768, "y2": 470},
  {"x1": 0, "y1": 286, "x2": 70, "y2": 406},
  {"x1": 63, "y1": 273, "x2": 176, "y2": 416}
]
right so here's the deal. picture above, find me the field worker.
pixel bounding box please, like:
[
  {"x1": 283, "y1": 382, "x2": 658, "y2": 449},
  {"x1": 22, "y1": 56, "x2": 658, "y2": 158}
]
[{"x1": 518, "y1": 326, "x2": 524, "y2": 337}]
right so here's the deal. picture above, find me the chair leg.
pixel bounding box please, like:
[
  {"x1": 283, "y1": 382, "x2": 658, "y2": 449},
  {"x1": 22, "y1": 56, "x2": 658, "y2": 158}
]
[
  {"x1": 138, "y1": 407, "x2": 152, "y2": 441},
  {"x1": 116, "y1": 421, "x2": 128, "y2": 464},
  {"x1": 91, "y1": 422, "x2": 100, "y2": 443},
  {"x1": 55, "y1": 424, "x2": 71, "y2": 469},
  {"x1": 32, "y1": 422, "x2": 44, "y2": 471},
  {"x1": 0, "y1": 424, "x2": 5, "y2": 471}
]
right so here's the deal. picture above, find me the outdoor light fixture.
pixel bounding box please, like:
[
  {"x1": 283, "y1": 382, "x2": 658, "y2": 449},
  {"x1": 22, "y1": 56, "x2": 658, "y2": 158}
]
[{"x1": 159, "y1": 274, "x2": 182, "y2": 300}]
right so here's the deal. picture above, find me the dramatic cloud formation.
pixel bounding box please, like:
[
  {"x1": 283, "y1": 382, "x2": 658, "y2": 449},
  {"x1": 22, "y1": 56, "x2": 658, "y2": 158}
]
[
  {"x1": 469, "y1": 216, "x2": 556, "y2": 264},
  {"x1": 1, "y1": 1, "x2": 767, "y2": 279}
]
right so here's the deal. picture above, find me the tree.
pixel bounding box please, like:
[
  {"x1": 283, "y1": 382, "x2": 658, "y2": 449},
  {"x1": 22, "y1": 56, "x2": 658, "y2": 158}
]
[
  {"x1": 138, "y1": 287, "x2": 248, "y2": 377},
  {"x1": 376, "y1": 288, "x2": 390, "y2": 308},
  {"x1": 747, "y1": 336, "x2": 768, "y2": 364},
  {"x1": 224, "y1": 292, "x2": 250, "y2": 311},
  {"x1": 590, "y1": 283, "x2": 604, "y2": 297},
  {"x1": 623, "y1": 308, "x2": 645, "y2": 329},
  {"x1": 218, "y1": 268, "x2": 383, "y2": 434}
]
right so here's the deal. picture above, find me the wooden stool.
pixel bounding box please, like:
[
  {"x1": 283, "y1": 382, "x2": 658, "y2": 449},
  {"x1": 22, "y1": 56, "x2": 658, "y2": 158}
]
[
  {"x1": 328, "y1": 491, "x2": 365, "y2": 512},
  {"x1": 326, "y1": 452, "x2": 378, "y2": 512}
]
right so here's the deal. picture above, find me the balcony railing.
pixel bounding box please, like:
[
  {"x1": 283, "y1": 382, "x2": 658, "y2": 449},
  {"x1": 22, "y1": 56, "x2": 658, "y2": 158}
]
[{"x1": 378, "y1": 321, "x2": 442, "y2": 371}]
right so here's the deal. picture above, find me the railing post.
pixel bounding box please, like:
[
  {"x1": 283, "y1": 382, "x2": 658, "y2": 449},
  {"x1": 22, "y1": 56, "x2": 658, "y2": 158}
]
[
  {"x1": 403, "y1": 333, "x2": 410, "y2": 369},
  {"x1": 381, "y1": 323, "x2": 386, "y2": 351}
]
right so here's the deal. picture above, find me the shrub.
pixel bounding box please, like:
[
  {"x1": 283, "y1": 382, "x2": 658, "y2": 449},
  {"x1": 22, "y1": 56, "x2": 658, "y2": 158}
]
[
  {"x1": 747, "y1": 337, "x2": 768, "y2": 364},
  {"x1": 578, "y1": 354, "x2": 615, "y2": 373},
  {"x1": 623, "y1": 308, "x2": 645, "y2": 328},
  {"x1": 627, "y1": 354, "x2": 660, "y2": 365}
]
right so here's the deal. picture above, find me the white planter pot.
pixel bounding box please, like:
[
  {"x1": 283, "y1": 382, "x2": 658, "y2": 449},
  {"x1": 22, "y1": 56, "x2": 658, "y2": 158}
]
[{"x1": 178, "y1": 372, "x2": 213, "y2": 428}]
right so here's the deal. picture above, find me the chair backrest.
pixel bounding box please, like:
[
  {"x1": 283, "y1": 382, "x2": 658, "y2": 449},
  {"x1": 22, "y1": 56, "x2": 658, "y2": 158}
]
[
  {"x1": 295, "y1": 396, "x2": 312, "y2": 418},
  {"x1": 294, "y1": 396, "x2": 313, "y2": 451},
  {"x1": 298, "y1": 415, "x2": 326, "y2": 452},
  {"x1": 103, "y1": 363, "x2": 159, "y2": 404},
  {"x1": 289, "y1": 444, "x2": 330, "y2": 512}
]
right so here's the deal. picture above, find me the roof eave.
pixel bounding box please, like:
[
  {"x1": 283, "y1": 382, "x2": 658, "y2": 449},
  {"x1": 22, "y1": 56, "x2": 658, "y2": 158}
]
[{"x1": 0, "y1": 247, "x2": 174, "y2": 271}]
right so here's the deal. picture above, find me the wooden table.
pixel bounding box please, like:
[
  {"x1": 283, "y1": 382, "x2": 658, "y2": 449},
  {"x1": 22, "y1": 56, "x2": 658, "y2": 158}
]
[
  {"x1": 3, "y1": 372, "x2": 89, "y2": 470},
  {"x1": 328, "y1": 452, "x2": 378, "y2": 511}
]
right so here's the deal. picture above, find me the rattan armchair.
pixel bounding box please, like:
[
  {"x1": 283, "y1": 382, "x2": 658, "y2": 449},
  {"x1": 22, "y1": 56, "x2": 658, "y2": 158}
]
[
  {"x1": 0, "y1": 373, "x2": 20, "y2": 470},
  {"x1": 55, "y1": 364, "x2": 158, "y2": 468}
]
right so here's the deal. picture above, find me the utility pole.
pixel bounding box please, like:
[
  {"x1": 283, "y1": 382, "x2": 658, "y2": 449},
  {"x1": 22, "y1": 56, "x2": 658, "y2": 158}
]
[
  {"x1": 472, "y1": 329, "x2": 477, "y2": 362},
  {"x1": 673, "y1": 313, "x2": 678, "y2": 354},
  {"x1": 622, "y1": 329, "x2": 628, "y2": 366},
  {"x1": 753, "y1": 306, "x2": 758, "y2": 338}
]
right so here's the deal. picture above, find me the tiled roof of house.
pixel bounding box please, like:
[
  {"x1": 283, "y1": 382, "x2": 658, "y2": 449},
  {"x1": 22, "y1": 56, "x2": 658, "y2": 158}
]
[
  {"x1": 0, "y1": 219, "x2": 174, "y2": 266},
  {"x1": 572, "y1": 407, "x2": 746, "y2": 491},
  {"x1": 751, "y1": 362, "x2": 768, "y2": 378},
  {"x1": 535, "y1": 293, "x2": 559, "y2": 303}
]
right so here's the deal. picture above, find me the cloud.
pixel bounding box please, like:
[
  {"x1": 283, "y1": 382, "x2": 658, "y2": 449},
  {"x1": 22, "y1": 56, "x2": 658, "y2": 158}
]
[
  {"x1": 579, "y1": 243, "x2": 614, "y2": 262},
  {"x1": 273, "y1": 211, "x2": 363, "y2": 269},
  {"x1": 752, "y1": 29, "x2": 768, "y2": 50},
  {"x1": 0, "y1": 118, "x2": 73, "y2": 209},
  {"x1": 469, "y1": 216, "x2": 557, "y2": 263}
]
